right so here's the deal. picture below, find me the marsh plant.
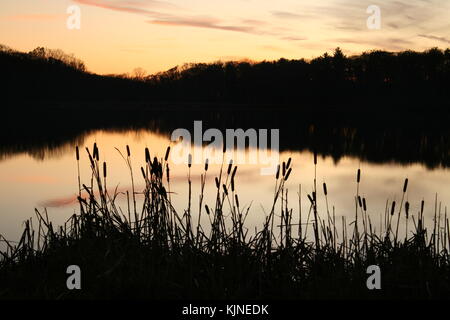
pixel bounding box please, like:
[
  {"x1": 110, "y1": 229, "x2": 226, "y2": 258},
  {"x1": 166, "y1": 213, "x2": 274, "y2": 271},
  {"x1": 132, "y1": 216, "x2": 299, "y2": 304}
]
[{"x1": 0, "y1": 144, "x2": 449, "y2": 299}]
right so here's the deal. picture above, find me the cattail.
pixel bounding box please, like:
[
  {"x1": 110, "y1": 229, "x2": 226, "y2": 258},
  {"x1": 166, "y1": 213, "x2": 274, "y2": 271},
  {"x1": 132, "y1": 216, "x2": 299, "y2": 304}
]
[
  {"x1": 357, "y1": 169, "x2": 361, "y2": 183},
  {"x1": 204, "y1": 158, "x2": 209, "y2": 172},
  {"x1": 231, "y1": 179, "x2": 235, "y2": 192},
  {"x1": 103, "y1": 162, "x2": 107, "y2": 178},
  {"x1": 307, "y1": 194, "x2": 314, "y2": 205},
  {"x1": 215, "y1": 177, "x2": 220, "y2": 189},
  {"x1": 235, "y1": 194, "x2": 240, "y2": 208},
  {"x1": 282, "y1": 161, "x2": 286, "y2": 177},
  {"x1": 166, "y1": 164, "x2": 170, "y2": 183},
  {"x1": 363, "y1": 198, "x2": 367, "y2": 211},
  {"x1": 86, "y1": 147, "x2": 94, "y2": 164},
  {"x1": 141, "y1": 167, "x2": 146, "y2": 179},
  {"x1": 227, "y1": 160, "x2": 233, "y2": 175},
  {"x1": 312, "y1": 191, "x2": 316, "y2": 202},
  {"x1": 314, "y1": 152, "x2": 317, "y2": 165},
  {"x1": 286, "y1": 157, "x2": 292, "y2": 169},
  {"x1": 405, "y1": 201, "x2": 410, "y2": 218},
  {"x1": 93, "y1": 143, "x2": 99, "y2": 161},
  {"x1": 205, "y1": 205, "x2": 210, "y2": 215},
  {"x1": 222, "y1": 184, "x2": 228, "y2": 195},
  {"x1": 126, "y1": 145, "x2": 130, "y2": 157},
  {"x1": 421, "y1": 200, "x2": 425, "y2": 214},
  {"x1": 323, "y1": 182, "x2": 328, "y2": 196},
  {"x1": 276, "y1": 164, "x2": 280, "y2": 180},
  {"x1": 164, "y1": 146, "x2": 170, "y2": 161},
  {"x1": 231, "y1": 166, "x2": 237, "y2": 181},
  {"x1": 391, "y1": 201, "x2": 396, "y2": 216},
  {"x1": 284, "y1": 168, "x2": 292, "y2": 181},
  {"x1": 145, "y1": 148, "x2": 150, "y2": 163},
  {"x1": 188, "y1": 154, "x2": 192, "y2": 168},
  {"x1": 358, "y1": 196, "x2": 362, "y2": 208},
  {"x1": 75, "y1": 146, "x2": 79, "y2": 161},
  {"x1": 403, "y1": 178, "x2": 408, "y2": 193}
]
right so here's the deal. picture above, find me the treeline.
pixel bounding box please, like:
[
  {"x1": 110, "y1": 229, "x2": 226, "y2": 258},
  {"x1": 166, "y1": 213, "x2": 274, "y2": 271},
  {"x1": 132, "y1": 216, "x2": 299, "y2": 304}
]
[
  {"x1": 1, "y1": 45, "x2": 150, "y2": 102},
  {"x1": 147, "y1": 47, "x2": 450, "y2": 106},
  {"x1": 2, "y1": 45, "x2": 450, "y2": 107}
]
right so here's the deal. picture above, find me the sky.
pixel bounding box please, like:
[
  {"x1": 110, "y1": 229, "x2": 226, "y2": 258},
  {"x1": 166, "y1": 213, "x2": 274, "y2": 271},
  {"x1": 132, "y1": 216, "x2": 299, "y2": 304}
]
[{"x1": 0, "y1": 0, "x2": 449, "y2": 75}]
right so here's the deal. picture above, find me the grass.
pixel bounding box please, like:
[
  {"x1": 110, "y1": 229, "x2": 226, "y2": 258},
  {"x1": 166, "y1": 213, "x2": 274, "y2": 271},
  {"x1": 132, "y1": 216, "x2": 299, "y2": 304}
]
[{"x1": 0, "y1": 144, "x2": 449, "y2": 300}]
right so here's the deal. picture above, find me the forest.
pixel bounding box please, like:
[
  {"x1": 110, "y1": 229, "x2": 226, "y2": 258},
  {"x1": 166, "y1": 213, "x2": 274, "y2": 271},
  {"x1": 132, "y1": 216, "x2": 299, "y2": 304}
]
[{"x1": 2, "y1": 44, "x2": 450, "y2": 109}]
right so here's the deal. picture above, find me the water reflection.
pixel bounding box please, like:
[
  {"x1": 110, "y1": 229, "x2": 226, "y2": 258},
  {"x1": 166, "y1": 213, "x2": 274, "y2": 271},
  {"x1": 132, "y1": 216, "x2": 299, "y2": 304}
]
[
  {"x1": 0, "y1": 128, "x2": 449, "y2": 244},
  {"x1": 2, "y1": 107, "x2": 450, "y2": 168}
]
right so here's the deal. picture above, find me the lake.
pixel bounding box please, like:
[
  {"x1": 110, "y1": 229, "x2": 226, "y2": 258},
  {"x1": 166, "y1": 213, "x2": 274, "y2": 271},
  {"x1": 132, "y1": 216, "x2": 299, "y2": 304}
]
[{"x1": 1, "y1": 123, "x2": 449, "y2": 244}]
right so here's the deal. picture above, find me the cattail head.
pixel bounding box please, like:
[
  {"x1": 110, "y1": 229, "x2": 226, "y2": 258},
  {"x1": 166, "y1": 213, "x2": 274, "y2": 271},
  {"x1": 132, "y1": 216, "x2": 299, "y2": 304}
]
[
  {"x1": 323, "y1": 182, "x2": 328, "y2": 196},
  {"x1": 164, "y1": 146, "x2": 170, "y2": 161},
  {"x1": 222, "y1": 184, "x2": 228, "y2": 195},
  {"x1": 166, "y1": 164, "x2": 170, "y2": 183},
  {"x1": 205, "y1": 158, "x2": 209, "y2": 172},
  {"x1": 75, "y1": 146, "x2": 79, "y2": 161},
  {"x1": 314, "y1": 152, "x2": 317, "y2": 165},
  {"x1": 284, "y1": 168, "x2": 292, "y2": 181},
  {"x1": 205, "y1": 204, "x2": 210, "y2": 215},
  {"x1": 227, "y1": 160, "x2": 233, "y2": 175},
  {"x1": 103, "y1": 162, "x2": 107, "y2": 178},
  {"x1": 276, "y1": 164, "x2": 280, "y2": 180},
  {"x1": 188, "y1": 154, "x2": 192, "y2": 168},
  {"x1": 231, "y1": 179, "x2": 235, "y2": 192},
  {"x1": 363, "y1": 198, "x2": 367, "y2": 211},
  {"x1": 235, "y1": 194, "x2": 240, "y2": 208},
  {"x1": 286, "y1": 157, "x2": 292, "y2": 169},
  {"x1": 391, "y1": 201, "x2": 396, "y2": 216},
  {"x1": 307, "y1": 194, "x2": 314, "y2": 205},
  {"x1": 403, "y1": 178, "x2": 408, "y2": 193},
  {"x1": 282, "y1": 161, "x2": 286, "y2": 177},
  {"x1": 215, "y1": 177, "x2": 220, "y2": 189},
  {"x1": 312, "y1": 191, "x2": 316, "y2": 202},
  {"x1": 357, "y1": 169, "x2": 361, "y2": 183},
  {"x1": 405, "y1": 201, "x2": 410, "y2": 218},
  {"x1": 93, "y1": 143, "x2": 99, "y2": 161},
  {"x1": 141, "y1": 167, "x2": 146, "y2": 179},
  {"x1": 358, "y1": 196, "x2": 362, "y2": 208},
  {"x1": 126, "y1": 145, "x2": 130, "y2": 157},
  {"x1": 145, "y1": 148, "x2": 150, "y2": 163},
  {"x1": 421, "y1": 200, "x2": 425, "y2": 214},
  {"x1": 231, "y1": 166, "x2": 237, "y2": 181}
]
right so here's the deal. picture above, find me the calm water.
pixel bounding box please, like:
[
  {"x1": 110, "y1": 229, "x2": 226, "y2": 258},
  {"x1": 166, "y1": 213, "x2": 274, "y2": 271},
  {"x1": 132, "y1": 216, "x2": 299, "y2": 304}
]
[{"x1": 1, "y1": 129, "x2": 449, "y2": 242}]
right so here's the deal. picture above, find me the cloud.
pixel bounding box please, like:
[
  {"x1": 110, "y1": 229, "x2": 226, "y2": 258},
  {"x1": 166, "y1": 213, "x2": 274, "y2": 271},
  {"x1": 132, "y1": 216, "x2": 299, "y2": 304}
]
[
  {"x1": 148, "y1": 18, "x2": 264, "y2": 35},
  {"x1": 72, "y1": 0, "x2": 174, "y2": 18},
  {"x1": 418, "y1": 34, "x2": 450, "y2": 44},
  {"x1": 271, "y1": 11, "x2": 311, "y2": 20},
  {"x1": 4, "y1": 14, "x2": 63, "y2": 21},
  {"x1": 281, "y1": 36, "x2": 307, "y2": 41}
]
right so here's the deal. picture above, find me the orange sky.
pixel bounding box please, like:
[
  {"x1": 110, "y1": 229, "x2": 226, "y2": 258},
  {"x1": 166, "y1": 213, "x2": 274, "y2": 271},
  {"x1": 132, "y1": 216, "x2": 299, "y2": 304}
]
[{"x1": 1, "y1": 0, "x2": 449, "y2": 75}]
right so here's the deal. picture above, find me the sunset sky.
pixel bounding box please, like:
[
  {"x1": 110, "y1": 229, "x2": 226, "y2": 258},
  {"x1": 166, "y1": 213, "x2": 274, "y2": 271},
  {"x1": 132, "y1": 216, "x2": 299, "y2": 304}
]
[{"x1": 1, "y1": 0, "x2": 449, "y2": 75}]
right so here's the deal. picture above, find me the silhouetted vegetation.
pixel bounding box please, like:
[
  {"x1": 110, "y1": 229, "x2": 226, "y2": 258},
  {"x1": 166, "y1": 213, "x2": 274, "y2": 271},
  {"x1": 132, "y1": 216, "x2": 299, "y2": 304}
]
[
  {"x1": 2, "y1": 45, "x2": 450, "y2": 108},
  {"x1": 1, "y1": 45, "x2": 150, "y2": 103},
  {"x1": 2, "y1": 45, "x2": 450, "y2": 169},
  {"x1": 0, "y1": 145, "x2": 449, "y2": 299},
  {"x1": 146, "y1": 47, "x2": 450, "y2": 106},
  {"x1": 1, "y1": 105, "x2": 450, "y2": 169}
]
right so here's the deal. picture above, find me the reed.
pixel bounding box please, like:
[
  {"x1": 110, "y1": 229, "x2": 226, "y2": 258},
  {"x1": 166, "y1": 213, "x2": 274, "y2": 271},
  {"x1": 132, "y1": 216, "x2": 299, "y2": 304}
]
[{"x1": 0, "y1": 145, "x2": 449, "y2": 300}]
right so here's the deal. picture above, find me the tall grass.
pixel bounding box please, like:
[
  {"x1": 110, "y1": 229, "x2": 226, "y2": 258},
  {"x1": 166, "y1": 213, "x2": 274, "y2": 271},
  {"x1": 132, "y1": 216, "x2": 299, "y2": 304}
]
[{"x1": 0, "y1": 145, "x2": 449, "y2": 299}]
